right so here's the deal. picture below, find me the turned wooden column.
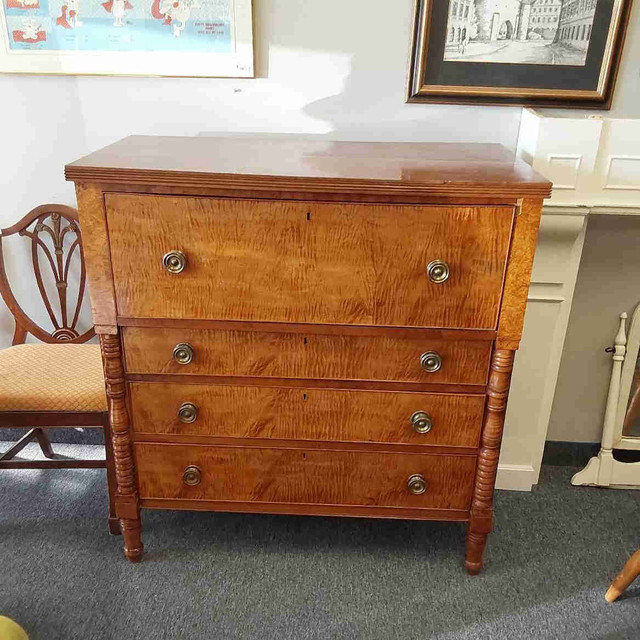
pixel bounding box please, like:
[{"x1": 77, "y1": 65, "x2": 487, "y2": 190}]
[
  {"x1": 465, "y1": 348, "x2": 515, "y2": 574},
  {"x1": 100, "y1": 333, "x2": 143, "y2": 562}
]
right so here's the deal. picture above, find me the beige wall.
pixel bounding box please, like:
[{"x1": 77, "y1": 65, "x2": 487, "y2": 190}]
[{"x1": 547, "y1": 214, "x2": 640, "y2": 442}]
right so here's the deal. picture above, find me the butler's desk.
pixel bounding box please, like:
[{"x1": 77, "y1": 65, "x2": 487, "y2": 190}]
[{"x1": 65, "y1": 136, "x2": 551, "y2": 572}]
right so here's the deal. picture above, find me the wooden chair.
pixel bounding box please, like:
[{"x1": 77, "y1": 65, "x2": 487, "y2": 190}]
[
  {"x1": 0, "y1": 204, "x2": 118, "y2": 534},
  {"x1": 606, "y1": 549, "x2": 640, "y2": 602}
]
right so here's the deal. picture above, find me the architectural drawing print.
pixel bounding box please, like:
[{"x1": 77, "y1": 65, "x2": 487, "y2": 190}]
[{"x1": 444, "y1": 0, "x2": 599, "y2": 65}]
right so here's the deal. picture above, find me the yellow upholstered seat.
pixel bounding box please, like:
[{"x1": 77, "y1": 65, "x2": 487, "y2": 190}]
[
  {"x1": 0, "y1": 616, "x2": 28, "y2": 640},
  {"x1": 0, "y1": 343, "x2": 107, "y2": 412}
]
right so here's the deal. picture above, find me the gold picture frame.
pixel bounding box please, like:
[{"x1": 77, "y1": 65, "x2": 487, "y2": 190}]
[{"x1": 407, "y1": 0, "x2": 633, "y2": 108}]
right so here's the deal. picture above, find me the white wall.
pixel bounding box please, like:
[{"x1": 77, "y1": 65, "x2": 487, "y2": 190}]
[
  {"x1": 548, "y1": 214, "x2": 640, "y2": 443},
  {"x1": 1, "y1": 0, "x2": 638, "y2": 350},
  {"x1": 73, "y1": 0, "x2": 522, "y2": 152},
  {"x1": 0, "y1": 76, "x2": 88, "y2": 347},
  {"x1": 0, "y1": 77, "x2": 86, "y2": 215}
]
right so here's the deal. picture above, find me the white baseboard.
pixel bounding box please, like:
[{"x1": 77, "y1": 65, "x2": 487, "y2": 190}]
[{"x1": 495, "y1": 464, "x2": 536, "y2": 491}]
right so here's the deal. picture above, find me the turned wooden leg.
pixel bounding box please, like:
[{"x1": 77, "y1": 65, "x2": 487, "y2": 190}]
[
  {"x1": 465, "y1": 530, "x2": 489, "y2": 575},
  {"x1": 121, "y1": 517, "x2": 143, "y2": 562},
  {"x1": 102, "y1": 414, "x2": 121, "y2": 536},
  {"x1": 100, "y1": 333, "x2": 143, "y2": 561},
  {"x1": 605, "y1": 549, "x2": 640, "y2": 602},
  {"x1": 465, "y1": 349, "x2": 515, "y2": 575}
]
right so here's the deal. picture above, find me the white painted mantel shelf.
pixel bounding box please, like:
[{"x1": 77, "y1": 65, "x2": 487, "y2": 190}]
[{"x1": 496, "y1": 109, "x2": 640, "y2": 491}]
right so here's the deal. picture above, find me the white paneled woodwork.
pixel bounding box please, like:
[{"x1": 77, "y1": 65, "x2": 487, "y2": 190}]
[
  {"x1": 496, "y1": 208, "x2": 588, "y2": 490},
  {"x1": 517, "y1": 109, "x2": 640, "y2": 209}
]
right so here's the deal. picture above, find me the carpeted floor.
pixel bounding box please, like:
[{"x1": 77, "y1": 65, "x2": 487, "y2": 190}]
[{"x1": 1, "y1": 444, "x2": 639, "y2": 640}]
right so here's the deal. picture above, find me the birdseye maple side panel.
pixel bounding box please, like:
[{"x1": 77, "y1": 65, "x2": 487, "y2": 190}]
[
  {"x1": 104, "y1": 194, "x2": 514, "y2": 329},
  {"x1": 129, "y1": 382, "x2": 486, "y2": 448},
  {"x1": 134, "y1": 443, "x2": 477, "y2": 511},
  {"x1": 74, "y1": 183, "x2": 118, "y2": 333},
  {"x1": 121, "y1": 326, "x2": 493, "y2": 385},
  {"x1": 496, "y1": 197, "x2": 544, "y2": 349}
]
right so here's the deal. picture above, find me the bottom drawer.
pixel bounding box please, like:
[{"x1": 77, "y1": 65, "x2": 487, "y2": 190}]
[{"x1": 135, "y1": 443, "x2": 476, "y2": 511}]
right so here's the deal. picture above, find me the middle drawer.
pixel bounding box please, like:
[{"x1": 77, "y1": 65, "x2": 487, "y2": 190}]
[
  {"x1": 122, "y1": 327, "x2": 492, "y2": 385},
  {"x1": 129, "y1": 383, "x2": 486, "y2": 448}
]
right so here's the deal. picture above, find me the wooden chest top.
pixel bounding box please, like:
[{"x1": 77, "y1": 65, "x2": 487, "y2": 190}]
[{"x1": 65, "y1": 136, "x2": 551, "y2": 199}]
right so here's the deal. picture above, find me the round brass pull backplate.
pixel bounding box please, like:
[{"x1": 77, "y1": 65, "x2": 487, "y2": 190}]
[
  {"x1": 182, "y1": 465, "x2": 202, "y2": 486},
  {"x1": 173, "y1": 342, "x2": 194, "y2": 365},
  {"x1": 177, "y1": 402, "x2": 198, "y2": 424},
  {"x1": 426, "y1": 259, "x2": 450, "y2": 284},
  {"x1": 163, "y1": 250, "x2": 187, "y2": 274},
  {"x1": 407, "y1": 473, "x2": 427, "y2": 495},
  {"x1": 411, "y1": 411, "x2": 433, "y2": 434},
  {"x1": 420, "y1": 351, "x2": 442, "y2": 373}
]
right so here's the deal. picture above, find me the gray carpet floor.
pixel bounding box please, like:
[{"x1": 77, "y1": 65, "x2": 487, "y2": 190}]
[{"x1": 1, "y1": 443, "x2": 639, "y2": 640}]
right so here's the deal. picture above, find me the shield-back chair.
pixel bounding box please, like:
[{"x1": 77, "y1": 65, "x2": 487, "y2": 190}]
[{"x1": 0, "y1": 204, "x2": 118, "y2": 534}]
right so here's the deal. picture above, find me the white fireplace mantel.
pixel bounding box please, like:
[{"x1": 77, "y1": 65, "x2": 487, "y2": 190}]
[{"x1": 496, "y1": 110, "x2": 640, "y2": 491}]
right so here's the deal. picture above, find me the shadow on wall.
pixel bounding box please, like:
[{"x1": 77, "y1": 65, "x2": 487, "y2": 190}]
[
  {"x1": 301, "y1": 54, "x2": 522, "y2": 146},
  {"x1": 215, "y1": 0, "x2": 523, "y2": 148},
  {"x1": 291, "y1": 0, "x2": 522, "y2": 146}
]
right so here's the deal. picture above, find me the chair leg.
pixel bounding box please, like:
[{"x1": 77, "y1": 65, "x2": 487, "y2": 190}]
[
  {"x1": 0, "y1": 428, "x2": 39, "y2": 461},
  {"x1": 33, "y1": 428, "x2": 55, "y2": 458},
  {"x1": 102, "y1": 416, "x2": 121, "y2": 536},
  {"x1": 606, "y1": 549, "x2": 640, "y2": 602}
]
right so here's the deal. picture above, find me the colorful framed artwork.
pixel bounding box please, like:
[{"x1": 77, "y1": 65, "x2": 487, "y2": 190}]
[
  {"x1": 0, "y1": 0, "x2": 253, "y2": 76},
  {"x1": 407, "y1": 0, "x2": 633, "y2": 108}
]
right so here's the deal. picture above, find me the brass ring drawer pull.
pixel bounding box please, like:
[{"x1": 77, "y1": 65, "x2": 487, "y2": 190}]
[
  {"x1": 163, "y1": 250, "x2": 187, "y2": 274},
  {"x1": 173, "y1": 342, "x2": 194, "y2": 365},
  {"x1": 426, "y1": 259, "x2": 449, "y2": 284},
  {"x1": 410, "y1": 411, "x2": 433, "y2": 434},
  {"x1": 182, "y1": 465, "x2": 202, "y2": 486},
  {"x1": 420, "y1": 351, "x2": 442, "y2": 373},
  {"x1": 407, "y1": 473, "x2": 427, "y2": 495},
  {"x1": 177, "y1": 402, "x2": 198, "y2": 424}
]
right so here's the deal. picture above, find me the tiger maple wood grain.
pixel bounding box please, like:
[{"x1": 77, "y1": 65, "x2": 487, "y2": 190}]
[
  {"x1": 74, "y1": 184, "x2": 117, "y2": 333},
  {"x1": 122, "y1": 326, "x2": 492, "y2": 385},
  {"x1": 129, "y1": 382, "x2": 485, "y2": 448},
  {"x1": 135, "y1": 443, "x2": 477, "y2": 510},
  {"x1": 105, "y1": 195, "x2": 514, "y2": 329},
  {"x1": 68, "y1": 137, "x2": 549, "y2": 569}
]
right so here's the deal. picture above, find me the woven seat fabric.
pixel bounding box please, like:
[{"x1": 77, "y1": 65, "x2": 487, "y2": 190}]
[{"x1": 0, "y1": 343, "x2": 107, "y2": 412}]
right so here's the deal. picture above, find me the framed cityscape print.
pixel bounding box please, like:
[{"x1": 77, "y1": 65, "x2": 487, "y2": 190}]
[
  {"x1": 407, "y1": 0, "x2": 632, "y2": 108},
  {"x1": 0, "y1": 0, "x2": 253, "y2": 77}
]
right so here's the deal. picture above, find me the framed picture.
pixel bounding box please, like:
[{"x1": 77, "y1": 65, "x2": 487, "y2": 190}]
[
  {"x1": 0, "y1": 0, "x2": 253, "y2": 77},
  {"x1": 407, "y1": 0, "x2": 633, "y2": 108}
]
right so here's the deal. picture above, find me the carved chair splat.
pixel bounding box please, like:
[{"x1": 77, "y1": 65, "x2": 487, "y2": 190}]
[{"x1": 0, "y1": 204, "x2": 119, "y2": 535}]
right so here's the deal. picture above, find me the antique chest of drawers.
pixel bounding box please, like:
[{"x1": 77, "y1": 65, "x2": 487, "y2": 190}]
[{"x1": 66, "y1": 136, "x2": 551, "y2": 572}]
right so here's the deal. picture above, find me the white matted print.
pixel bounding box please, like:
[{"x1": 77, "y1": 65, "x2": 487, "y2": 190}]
[
  {"x1": 444, "y1": 0, "x2": 597, "y2": 66},
  {"x1": 0, "y1": 0, "x2": 253, "y2": 76}
]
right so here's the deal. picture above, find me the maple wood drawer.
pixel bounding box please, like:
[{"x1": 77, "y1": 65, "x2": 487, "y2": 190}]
[
  {"x1": 122, "y1": 327, "x2": 492, "y2": 386},
  {"x1": 105, "y1": 194, "x2": 514, "y2": 329},
  {"x1": 129, "y1": 382, "x2": 485, "y2": 448},
  {"x1": 134, "y1": 443, "x2": 476, "y2": 510}
]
